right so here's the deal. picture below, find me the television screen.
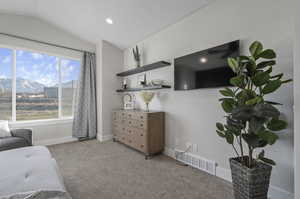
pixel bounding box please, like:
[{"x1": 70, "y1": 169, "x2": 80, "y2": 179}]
[{"x1": 174, "y1": 40, "x2": 239, "y2": 90}]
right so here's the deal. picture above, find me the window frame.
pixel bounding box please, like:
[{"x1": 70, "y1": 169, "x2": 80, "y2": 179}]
[{"x1": 0, "y1": 44, "x2": 81, "y2": 123}]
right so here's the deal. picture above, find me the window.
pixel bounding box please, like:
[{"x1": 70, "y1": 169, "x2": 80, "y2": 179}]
[
  {"x1": 0, "y1": 47, "x2": 81, "y2": 122},
  {"x1": 0, "y1": 48, "x2": 13, "y2": 120},
  {"x1": 61, "y1": 59, "x2": 80, "y2": 117}
]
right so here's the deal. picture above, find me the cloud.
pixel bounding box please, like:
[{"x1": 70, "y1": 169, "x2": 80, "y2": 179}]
[
  {"x1": 0, "y1": 75, "x2": 7, "y2": 79},
  {"x1": 2, "y1": 56, "x2": 10, "y2": 64},
  {"x1": 61, "y1": 59, "x2": 70, "y2": 66},
  {"x1": 31, "y1": 53, "x2": 44, "y2": 60},
  {"x1": 17, "y1": 50, "x2": 24, "y2": 57}
]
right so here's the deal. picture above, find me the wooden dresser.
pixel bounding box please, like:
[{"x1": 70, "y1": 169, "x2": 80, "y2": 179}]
[{"x1": 112, "y1": 110, "x2": 165, "y2": 159}]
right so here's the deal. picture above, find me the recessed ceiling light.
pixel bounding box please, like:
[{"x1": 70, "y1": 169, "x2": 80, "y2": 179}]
[
  {"x1": 105, "y1": 18, "x2": 113, "y2": 24},
  {"x1": 200, "y1": 57, "x2": 207, "y2": 63}
]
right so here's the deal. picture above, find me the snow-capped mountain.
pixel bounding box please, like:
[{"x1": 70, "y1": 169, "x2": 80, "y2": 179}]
[
  {"x1": 0, "y1": 78, "x2": 45, "y2": 93},
  {"x1": 0, "y1": 78, "x2": 76, "y2": 93}
]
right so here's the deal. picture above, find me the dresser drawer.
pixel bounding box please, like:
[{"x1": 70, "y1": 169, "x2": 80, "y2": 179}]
[
  {"x1": 126, "y1": 119, "x2": 147, "y2": 130},
  {"x1": 126, "y1": 112, "x2": 147, "y2": 121},
  {"x1": 113, "y1": 111, "x2": 127, "y2": 118},
  {"x1": 113, "y1": 113, "x2": 126, "y2": 122}
]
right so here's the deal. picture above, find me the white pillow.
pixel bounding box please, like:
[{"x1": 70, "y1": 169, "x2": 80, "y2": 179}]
[{"x1": 0, "y1": 121, "x2": 11, "y2": 137}]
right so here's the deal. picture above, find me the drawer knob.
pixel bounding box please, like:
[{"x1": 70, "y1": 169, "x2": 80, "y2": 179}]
[
  {"x1": 140, "y1": 116, "x2": 143, "y2": 119},
  {"x1": 129, "y1": 140, "x2": 132, "y2": 143},
  {"x1": 140, "y1": 134, "x2": 143, "y2": 137},
  {"x1": 141, "y1": 145, "x2": 144, "y2": 148},
  {"x1": 129, "y1": 121, "x2": 132, "y2": 124},
  {"x1": 140, "y1": 124, "x2": 143, "y2": 127}
]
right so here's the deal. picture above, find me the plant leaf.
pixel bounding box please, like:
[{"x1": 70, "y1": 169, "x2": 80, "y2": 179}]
[
  {"x1": 254, "y1": 104, "x2": 280, "y2": 118},
  {"x1": 270, "y1": 73, "x2": 283, "y2": 80},
  {"x1": 242, "y1": 134, "x2": 267, "y2": 148},
  {"x1": 249, "y1": 41, "x2": 263, "y2": 59},
  {"x1": 281, "y1": 79, "x2": 293, "y2": 84},
  {"x1": 259, "y1": 157, "x2": 276, "y2": 166},
  {"x1": 267, "y1": 119, "x2": 288, "y2": 131},
  {"x1": 245, "y1": 96, "x2": 262, "y2": 105},
  {"x1": 258, "y1": 150, "x2": 265, "y2": 159},
  {"x1": 231, "y1": 106, "x2": 254, "y2": 121},
  {"x1": 227, "y1": 58, "x2": 239, "y2": 73},
  {"x1": 257, "y1": 60, "x2": 276, "y2": 69},
  {"x1": 249, "y1": 117, "x2": 265, "y2": 133},
  {"x1": 225, "y1": 132, "x2": 234, "y2": 144},
  {"x1": 258, "y1": 49, "x2": 276, "y2": 59},
  {"x1": 216, "y1": 130, "x2": 226, "y2": 138},
  {"x1": 221, "y1": 99, "x2": 234, "y2": 113},
  {"x1": 236, "y1": 90, "x2": 257, "y2": 105},
  {"x1": 262, "y1": 80, "x2": 281, "y2": 94},
  {"x1": 220, "y1": 89, "x2": 234, "y2": 97},
  {"x1": 230, "y1": 75, "x2": 245, "y2": 88},
  {"x1": 258, "y1": 130, "x2": 278, "y2": 145},
  {"x1": 264, "y1": 101, "x2": 283, "y2": 106},
  {"x1": 252, "y1": 71, "x2": 270, "y2": 86},
  {"x1": 216, "y1": 123, "x2": 224, "y2": 131}
]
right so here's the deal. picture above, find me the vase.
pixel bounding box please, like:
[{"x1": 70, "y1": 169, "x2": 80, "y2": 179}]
[
  {"x1": 230, "y1": 157, "x2": 272, "y2": 199},
  {"x1": 136, "y1": 60, "x2": 141, "y2": 68}
]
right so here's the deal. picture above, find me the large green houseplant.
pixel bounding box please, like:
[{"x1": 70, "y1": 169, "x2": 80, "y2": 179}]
[{"x1": 216, "y1": 41, "x2": 292, "y2": 199}]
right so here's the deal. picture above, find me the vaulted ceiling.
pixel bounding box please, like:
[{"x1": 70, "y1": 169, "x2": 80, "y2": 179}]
[{"x1": 0, "y1": 0, "x2": 213, "y2": 49}]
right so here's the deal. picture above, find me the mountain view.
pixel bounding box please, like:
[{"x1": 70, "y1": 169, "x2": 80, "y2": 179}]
[{"x1": 0, "y1": 78, "x2": 76, "y2": 93}]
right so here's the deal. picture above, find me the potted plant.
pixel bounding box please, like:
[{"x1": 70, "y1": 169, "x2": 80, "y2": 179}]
[
  {"x1": 216, "y1": 41, "x2": 292, "y2": 199},
  {"x1": 133, "y1": 45, "x2": 141, "y2": 67}
]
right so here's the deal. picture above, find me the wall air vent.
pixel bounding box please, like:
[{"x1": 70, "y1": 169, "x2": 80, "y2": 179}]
[{"x1": 174, "y1": 150, "x2": 216, "y2": 175}]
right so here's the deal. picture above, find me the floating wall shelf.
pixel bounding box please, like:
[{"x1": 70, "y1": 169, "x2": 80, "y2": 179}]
[
  {"x1": 116, "y1": 85, "x2": 171, "y2": 93},
  {"x1": 116, "y1": 61, "x2": 171, "y2": 77}
]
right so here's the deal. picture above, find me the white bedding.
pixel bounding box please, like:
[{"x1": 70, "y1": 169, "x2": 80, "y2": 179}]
[{"x1": 0, "y1": 146, "x2": 70, "y2": 199}]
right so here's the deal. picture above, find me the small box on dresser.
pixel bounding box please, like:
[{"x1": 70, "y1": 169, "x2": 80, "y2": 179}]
[{"x1": 112, "y1": 110, "x2": 165, "y2": 159}]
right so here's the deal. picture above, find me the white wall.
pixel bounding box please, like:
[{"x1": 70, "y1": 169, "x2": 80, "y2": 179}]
[
  {"x1": 0, "y1": 13, "x2": 96, "y2": 144},
  {"x1": 294, "y1": 0, "x2": 299, "y2": 197},
  {"x1": 96, "y1": 40, "x2": 123, "y2": 141},
  {"x1": 123, "y1": 0, "x2": 294, "y2": 197}
]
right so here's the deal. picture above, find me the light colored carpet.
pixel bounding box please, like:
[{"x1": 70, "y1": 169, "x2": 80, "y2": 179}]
[{"x1": 49, "y1": 140, "x2": 233, "y2": 199}]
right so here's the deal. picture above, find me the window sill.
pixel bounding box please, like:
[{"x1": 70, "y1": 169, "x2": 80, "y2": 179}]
[{"x1": 9, "y1": 118, "x2": 73, "y2": 128}]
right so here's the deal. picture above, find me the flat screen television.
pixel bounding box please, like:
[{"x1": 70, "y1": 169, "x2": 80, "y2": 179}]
[{"x1": 174, "y1": 40, "x2": 239, "y2": 90}]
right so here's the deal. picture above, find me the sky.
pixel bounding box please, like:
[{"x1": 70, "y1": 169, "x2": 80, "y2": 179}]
[{"x1": 0, "y1": 47, "x2": 80, "y2": 87}]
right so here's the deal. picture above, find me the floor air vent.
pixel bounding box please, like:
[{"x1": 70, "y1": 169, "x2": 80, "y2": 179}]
[{"x1": 174, "y1": 150, "x2": 216, "y2": 175}]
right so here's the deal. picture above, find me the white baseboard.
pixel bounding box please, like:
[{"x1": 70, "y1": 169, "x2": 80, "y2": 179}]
[
  {"x1": 97, "y1": 134, "x2": 113, "y2": 142},
  {"x1": 163, "y1": 147, "x2": 294, "y2": 199},
  {"x1": 34, "y1": 136, "x2": 77, "y2": 146}
]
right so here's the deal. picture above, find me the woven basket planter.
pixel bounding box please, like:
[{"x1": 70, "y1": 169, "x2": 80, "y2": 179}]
[{"x1": 230, "y1": 157, "x2": 272, "y2": 199}]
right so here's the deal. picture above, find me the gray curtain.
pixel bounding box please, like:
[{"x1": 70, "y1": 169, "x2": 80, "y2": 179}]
[{"x1": 72, "y1": 52, "x2": 97, "y2": 139}]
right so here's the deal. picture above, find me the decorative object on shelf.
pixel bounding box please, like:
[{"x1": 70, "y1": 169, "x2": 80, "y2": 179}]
[
  {"x1": 137, "y1": 74, "x2": 146, "y2": 87},
  {"x1": 151, "y1": 79, "x2": 164, "y2": 86},
  {"x1": 140, "y1": 91, "x2": 155, "y2": 112},
  {"x1": 122, "y1": 78, "x2": 128, "y2": 89},
  {"x1": 123, "y1": 93, "x2": 135, "y2": 110},
  {"x1": 133, "y1": 45, "x2": 141, "y2": 68},
  {"x1": 116, "y1": 61, "x2": 171, "y2": 77},
  {"x1": 216, "y1": 41, "x2": 292, "y2": 199}
]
